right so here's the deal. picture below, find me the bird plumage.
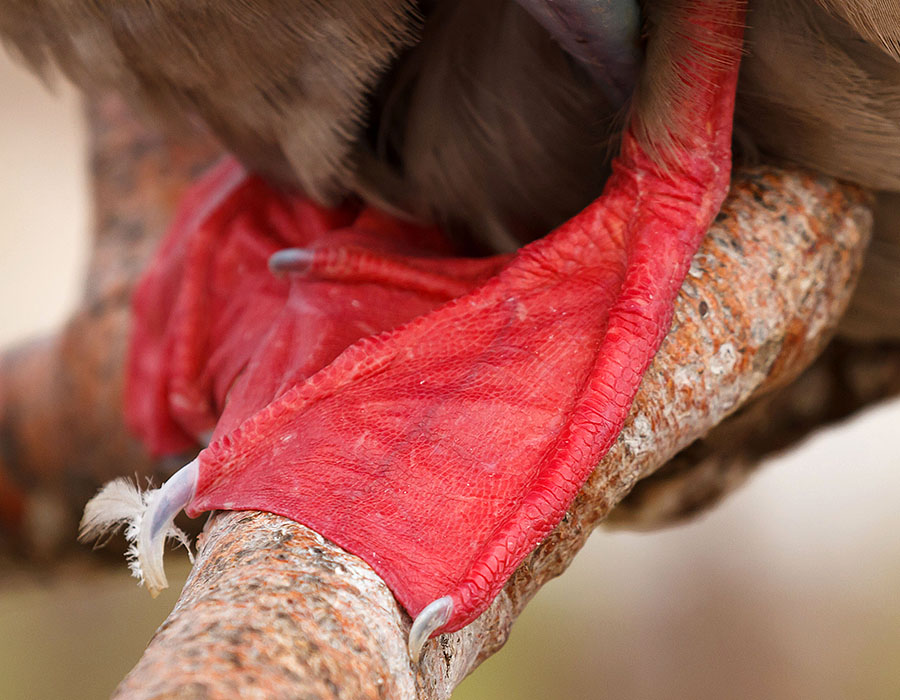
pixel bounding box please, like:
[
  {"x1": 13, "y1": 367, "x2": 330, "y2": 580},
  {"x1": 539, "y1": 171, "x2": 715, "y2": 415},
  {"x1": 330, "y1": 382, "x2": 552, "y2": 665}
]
[
  {"x1": 1, "y1": 1, "x2": 897, "y2": 218},
  {"x1": 0, "y1": 0, "x2": 422, "y2": 202},
  {"x1": 1, "y1": 0, "x2": 898, "y2": 336}
]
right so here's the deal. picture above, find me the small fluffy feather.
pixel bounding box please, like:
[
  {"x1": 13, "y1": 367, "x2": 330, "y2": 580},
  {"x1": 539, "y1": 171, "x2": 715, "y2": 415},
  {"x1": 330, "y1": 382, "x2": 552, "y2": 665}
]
[{"x1": 78, "y1": 478, "x2": 193, "y2": 595}]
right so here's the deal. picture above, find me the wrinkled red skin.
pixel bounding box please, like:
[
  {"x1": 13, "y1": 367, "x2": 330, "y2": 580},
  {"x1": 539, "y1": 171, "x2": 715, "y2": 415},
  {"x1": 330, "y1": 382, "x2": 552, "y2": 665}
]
[
  {"x1": 127, "y1": 164, "x2": 505, "y2": 451},
  {"x1": 127, "y1": 6, "x2": 744, "y2": 636}
]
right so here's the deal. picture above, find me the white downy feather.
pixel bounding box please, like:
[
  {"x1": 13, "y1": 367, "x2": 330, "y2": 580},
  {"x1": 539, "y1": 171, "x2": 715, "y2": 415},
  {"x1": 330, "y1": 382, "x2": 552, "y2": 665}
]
[{"x1": 78, "y1": 460, "x2": 199, "y2": 596}]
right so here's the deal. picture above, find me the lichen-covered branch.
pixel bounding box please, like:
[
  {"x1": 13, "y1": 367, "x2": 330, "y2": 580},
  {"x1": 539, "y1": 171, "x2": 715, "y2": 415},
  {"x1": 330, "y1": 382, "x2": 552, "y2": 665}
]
[
  {"x1": 113, "y1": 168, "x2": 872, "y2": 699},
  {"x1": 610, "y1": 337, "x2": 900, "y2": 528}
]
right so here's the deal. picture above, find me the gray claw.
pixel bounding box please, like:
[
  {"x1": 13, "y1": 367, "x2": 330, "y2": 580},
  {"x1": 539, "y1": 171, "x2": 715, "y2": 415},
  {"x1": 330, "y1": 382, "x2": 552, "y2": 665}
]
[
  {"x1": 408, "y1": 596, "x2": 454, "y2": 660},
  {"x1": 268, "y1": 247, "x2": 314, "y2": 276},
  {"x1": 137, "y1": 458, "x2": 199, "y2": 596}
]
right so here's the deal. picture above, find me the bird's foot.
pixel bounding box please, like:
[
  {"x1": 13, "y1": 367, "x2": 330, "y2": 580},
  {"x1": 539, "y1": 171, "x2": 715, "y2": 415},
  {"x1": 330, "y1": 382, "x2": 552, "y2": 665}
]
[{"x1": 90, "y1": 0, "x2": 746, "y2": 650}]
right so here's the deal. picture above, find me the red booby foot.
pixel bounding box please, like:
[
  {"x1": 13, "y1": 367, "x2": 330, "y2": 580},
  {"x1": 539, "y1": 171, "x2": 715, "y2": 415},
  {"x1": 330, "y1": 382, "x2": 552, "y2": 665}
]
[{"x1": 87, "y1": 1, "x2": 746, "y2": 648}]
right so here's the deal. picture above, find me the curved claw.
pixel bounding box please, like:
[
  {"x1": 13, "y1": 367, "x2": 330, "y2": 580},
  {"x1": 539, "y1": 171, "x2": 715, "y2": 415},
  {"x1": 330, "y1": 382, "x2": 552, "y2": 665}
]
[
  {"x1": 408, "y1": 596, "x2": 454, "y2": 660},
  {"x1": 137, "y1": 458, "x2": 199, "y2": 596}
]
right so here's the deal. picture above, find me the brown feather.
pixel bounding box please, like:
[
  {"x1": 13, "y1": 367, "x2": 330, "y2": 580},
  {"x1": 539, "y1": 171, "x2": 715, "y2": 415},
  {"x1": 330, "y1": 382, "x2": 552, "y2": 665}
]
[
  {"x1": 738, "y1": 0, "x2": 900, "y2": 191},
  {"x1": 0, "y1": 0, "x2": 422, "y2": 202},
  {"x1": 1, "y1": 0, "x2": 900, "y2": 283},
  {"x1": 839, "y1": 191, "x2": 900, "y2": 340},
  {"x1": 817, "y1": 0, "x2": 900, "y2": 59},
  {"x1": 362, "y1": 0, "x2": 617, "y2": 250}
]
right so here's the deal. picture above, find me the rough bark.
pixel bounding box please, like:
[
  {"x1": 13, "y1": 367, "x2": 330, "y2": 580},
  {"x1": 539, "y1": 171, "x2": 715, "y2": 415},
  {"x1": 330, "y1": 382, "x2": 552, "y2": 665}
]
[{"x1": 112, "y1": 168, "x2": 873, "y2": 698}]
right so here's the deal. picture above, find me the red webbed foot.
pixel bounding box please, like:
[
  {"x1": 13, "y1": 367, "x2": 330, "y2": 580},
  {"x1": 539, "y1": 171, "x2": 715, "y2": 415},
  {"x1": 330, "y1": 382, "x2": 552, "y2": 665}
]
[
  {"x1": 126, "y1": 162, "x2": 507, "y2": 453},
  {"x1": 87, "y1": 0, "x2": 746, "y2": 653}
]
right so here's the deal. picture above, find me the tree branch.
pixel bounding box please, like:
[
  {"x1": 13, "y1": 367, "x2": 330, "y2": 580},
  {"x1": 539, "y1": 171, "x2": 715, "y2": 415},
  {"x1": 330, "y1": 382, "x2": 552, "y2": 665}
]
[
  {"x1": 0, "y1": 94, "x2": 219, "y2": 561},
  {"x1": 113, "y1": 168, "x2": 872, "y2": 698},
  {"x1": 610, "y1": 338, "x2": 900, "y2": 529}
]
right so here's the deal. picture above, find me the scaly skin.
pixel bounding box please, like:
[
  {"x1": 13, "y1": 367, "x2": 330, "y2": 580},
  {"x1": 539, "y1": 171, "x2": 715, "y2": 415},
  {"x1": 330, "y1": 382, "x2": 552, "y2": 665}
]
[{"x1": 127, "y1": 3, "x2": 745, "y2": 637}]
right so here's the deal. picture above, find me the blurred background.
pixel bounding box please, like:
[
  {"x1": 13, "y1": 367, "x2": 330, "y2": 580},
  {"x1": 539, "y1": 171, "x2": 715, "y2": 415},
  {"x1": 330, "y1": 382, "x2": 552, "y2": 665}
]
[{"x1": 0, "y1": 49, "x2": 898, "y2": 699}]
